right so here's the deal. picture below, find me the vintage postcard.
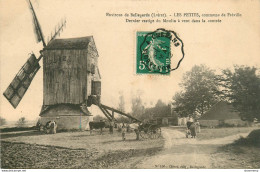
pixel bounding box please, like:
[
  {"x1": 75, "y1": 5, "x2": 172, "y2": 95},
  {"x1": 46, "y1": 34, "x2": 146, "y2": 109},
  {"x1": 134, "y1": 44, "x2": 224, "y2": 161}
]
[{"x1": 0, "y1": 0, "x2": 259, "y2": 171}]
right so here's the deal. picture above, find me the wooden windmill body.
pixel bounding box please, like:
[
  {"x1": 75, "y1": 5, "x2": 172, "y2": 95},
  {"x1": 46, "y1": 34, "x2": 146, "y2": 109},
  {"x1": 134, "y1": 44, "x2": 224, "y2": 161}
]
[{"x1": 40, "y1": 37, "x2": 101, "y2": 130}]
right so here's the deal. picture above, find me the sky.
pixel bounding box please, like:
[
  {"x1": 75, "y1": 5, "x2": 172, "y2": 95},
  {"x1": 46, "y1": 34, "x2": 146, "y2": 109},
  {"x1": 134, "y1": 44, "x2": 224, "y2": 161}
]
[{"x1": 0, "y1": 0, "x2": 259, "y2": 121}]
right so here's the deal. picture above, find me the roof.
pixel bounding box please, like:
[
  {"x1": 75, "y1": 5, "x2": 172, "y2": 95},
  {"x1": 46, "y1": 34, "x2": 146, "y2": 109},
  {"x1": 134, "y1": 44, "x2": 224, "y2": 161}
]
[
  {"x1": 199, "y1": 101, "x2": 241, "y2": 120},
  {"x1": 44, "y1": 36, "x2": 94, "y2": 50},
  {"x1": 155, "y1": 116, "x2": 176, "y2": 119}
]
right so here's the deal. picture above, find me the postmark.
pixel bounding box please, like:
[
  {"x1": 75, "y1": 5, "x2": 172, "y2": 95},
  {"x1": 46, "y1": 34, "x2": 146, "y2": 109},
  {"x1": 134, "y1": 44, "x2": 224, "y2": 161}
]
[{"x1": 136, "y1": 28, "x2": 184, "y2": 74}]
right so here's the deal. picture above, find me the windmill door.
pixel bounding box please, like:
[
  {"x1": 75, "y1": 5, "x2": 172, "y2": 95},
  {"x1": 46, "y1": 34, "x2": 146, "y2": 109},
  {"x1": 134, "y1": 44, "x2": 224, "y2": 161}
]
[{"x1": 91, "y1": 81, "x2": 101, "y2": 96}]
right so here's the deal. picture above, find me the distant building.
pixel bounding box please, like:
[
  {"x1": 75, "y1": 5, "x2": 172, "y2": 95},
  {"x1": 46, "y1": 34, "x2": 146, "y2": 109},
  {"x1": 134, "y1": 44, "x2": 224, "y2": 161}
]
[
  {"x1": 142, "y1": 105, "x2": 178, "y2": 126},
  {"x1": 199, "y1": 101, "x2": 248, "y2": 127},
  {"x1": 177, "y1": 117, "x2": 193, "y2": 126}
]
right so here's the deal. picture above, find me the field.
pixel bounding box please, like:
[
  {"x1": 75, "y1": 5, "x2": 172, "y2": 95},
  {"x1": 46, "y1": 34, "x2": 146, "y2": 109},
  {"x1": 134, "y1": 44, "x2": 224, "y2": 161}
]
[
  {"x1": 1, "y1": 126, "x2": 259, "y2": 169},
  {"x1": 196, "y1": 127, "x2": 258, "y2": 140},
  {"x1": 0, "y1": 129, "x2": 163, "y2": 169},
  {"x1": 212, "y1": 142, "x2": 260, "y2": 168},
  {"x1": 211, "y1": 128, "x2": 260, "y2": 168}
]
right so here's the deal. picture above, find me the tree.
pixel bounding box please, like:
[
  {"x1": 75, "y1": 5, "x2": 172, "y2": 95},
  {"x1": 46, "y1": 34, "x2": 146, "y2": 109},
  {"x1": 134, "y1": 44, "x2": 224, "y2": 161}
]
[
  {"x1": 131, "y1": 90, "x2": 145, "y2": 118},
  {"x1": 173, "y1": 65, "x2": 220, "y2": 118},
  {"x1": 219, "y1": 66, "x2": 260, "y2": 122},
  {"x1": 173, "y1": 91, "x2": 197, "y2": 117},
  {"x1": 118, "y1": 91, "x2": 125, "y2": 112},
  {"x1": 0, "y1": 116, "x2": 6, "y2": 126},
  {"x1": 93, "y1": 115, "x2": 107, "y2": 122},
  {"x1": 16, "y1": 117, "x2": 27, "y2": 127},
  {"x1": 117, "y1": 116, "x2": 130, "y2": 123},
  {"x1": 155, "y1": 99, "x2": 166, "y2": 107}
]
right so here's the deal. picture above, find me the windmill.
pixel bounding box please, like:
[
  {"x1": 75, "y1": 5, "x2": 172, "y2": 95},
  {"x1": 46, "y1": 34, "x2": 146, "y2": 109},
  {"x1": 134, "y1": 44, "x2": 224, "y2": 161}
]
[
  {"x1": 3, "y1": 0, "x2": 140, "y2": 130},
  {"x1": 3, "y1": 0, "x2": 66, "y2": 109}
]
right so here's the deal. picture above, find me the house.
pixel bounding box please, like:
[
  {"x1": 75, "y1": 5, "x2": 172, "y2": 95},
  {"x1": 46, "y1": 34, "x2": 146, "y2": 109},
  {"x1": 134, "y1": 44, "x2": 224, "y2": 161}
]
[
  {"x1": 39, "y1": 36, "x2": 101, "y2": 130},
  {"x1": 199, "y1": 101, "x2": 248, "y2": 127},
  {"x1": 142, "y1": 105, "x2": 178, "y2": 126},
  {"x1": 177, "y1": 117, "x2": 194, "y2": 126}
]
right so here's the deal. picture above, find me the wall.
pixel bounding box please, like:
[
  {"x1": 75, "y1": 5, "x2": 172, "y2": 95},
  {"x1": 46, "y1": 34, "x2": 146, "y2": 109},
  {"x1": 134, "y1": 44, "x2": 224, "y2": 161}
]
[
  {"x1": 43, "y1": 47, "x2": 100, "y2": 106},
  {"x1": 39, "y1": 116, "x2": 90, "y2": 130},
  {"x1": 178, "y1": 117, "x2": 194, "y2": 126},
  {"x1": 162, "y1": 118, "x2": 168, "y2": 125},
  {"x1": 39, "y1": 104, "x2": 92, "y2": 130},
  {"x1": 43, "y1": 49, "x2": 90, "y2": 105},
  {"x1": 225, "y1": 119, "x2": 248, "y2": 126},
  {"x1": 199, "y1": 119, "x2": 248, "y2": 127}
]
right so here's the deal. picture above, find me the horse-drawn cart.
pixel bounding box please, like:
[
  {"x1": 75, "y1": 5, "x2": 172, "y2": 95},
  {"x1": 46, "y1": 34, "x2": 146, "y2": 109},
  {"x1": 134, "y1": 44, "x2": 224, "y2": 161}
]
[{"x1": 139, "y1": 123, "x2": 161, "y2": 139}]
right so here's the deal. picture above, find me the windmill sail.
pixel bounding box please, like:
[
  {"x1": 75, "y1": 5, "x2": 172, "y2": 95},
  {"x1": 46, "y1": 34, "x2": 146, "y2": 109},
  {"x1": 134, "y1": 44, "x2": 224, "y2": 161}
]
[
  {"x1": 3, "y1": 54, "x2": 40, "y2": 108},
  {"x1": 28, "y1": 0, "x2": 46, "y2": 47}
]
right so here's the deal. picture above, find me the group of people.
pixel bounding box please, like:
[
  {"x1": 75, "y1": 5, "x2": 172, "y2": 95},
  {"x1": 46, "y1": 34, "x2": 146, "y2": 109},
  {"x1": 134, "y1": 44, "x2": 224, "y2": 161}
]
[
  {"x1": 186, "y1": 120, "x2": 200, "y2": 138},
  {"x1": 37, "y1": 120, "x2": 57, "y2": 134},
  {"x1": 115, "y1": 122, "x2": 141, "y2": 141}
]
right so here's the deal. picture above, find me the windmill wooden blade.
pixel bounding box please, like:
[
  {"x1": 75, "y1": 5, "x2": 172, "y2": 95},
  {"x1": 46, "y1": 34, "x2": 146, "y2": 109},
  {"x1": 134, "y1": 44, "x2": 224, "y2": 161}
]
[
  {"x1": 28, "y1": 0, "x2": 46, "y2": 47},
  {"x1": 3, "y1": 53, "x2": 41, "y2": 108},
  {"x1": 47, "y1": 19, "x2": 66, "y2": 45}
]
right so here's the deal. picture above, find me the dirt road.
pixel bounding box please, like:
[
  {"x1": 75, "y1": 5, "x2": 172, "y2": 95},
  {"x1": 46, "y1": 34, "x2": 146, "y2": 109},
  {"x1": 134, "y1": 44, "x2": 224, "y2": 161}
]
[{"x1": 136, "y1": 128, "x2": 250, "y2": 169}]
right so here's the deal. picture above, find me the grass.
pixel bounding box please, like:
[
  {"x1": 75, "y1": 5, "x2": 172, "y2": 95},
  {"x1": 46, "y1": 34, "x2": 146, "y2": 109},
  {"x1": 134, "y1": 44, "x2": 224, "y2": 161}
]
[
  {"x1": 196, "y1": 127, "x2": 258, "y2": 140},
  {"x1": 213, "y1": 145, "x2": 260, "y2": 168},
  {"x1": 212, "y1": 129, "x2": 260, "y2": 168}
]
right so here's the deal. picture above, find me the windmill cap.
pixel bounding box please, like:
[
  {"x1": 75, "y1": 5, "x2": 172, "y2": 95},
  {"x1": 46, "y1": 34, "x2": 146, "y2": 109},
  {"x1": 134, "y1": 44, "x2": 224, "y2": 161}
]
[{"x1": 44, "y1": 36, "x2": 94, "y2": 50}]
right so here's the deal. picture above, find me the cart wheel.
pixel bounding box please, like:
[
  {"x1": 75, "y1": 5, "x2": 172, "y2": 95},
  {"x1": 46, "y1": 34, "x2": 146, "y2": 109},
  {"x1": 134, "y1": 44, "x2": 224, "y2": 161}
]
[
  {"x1": 148, "y1": 125, "x2": 161, "y2": 139},
  {"x1": 140, "y1": 130, "x2": 149, "y2": 139}
]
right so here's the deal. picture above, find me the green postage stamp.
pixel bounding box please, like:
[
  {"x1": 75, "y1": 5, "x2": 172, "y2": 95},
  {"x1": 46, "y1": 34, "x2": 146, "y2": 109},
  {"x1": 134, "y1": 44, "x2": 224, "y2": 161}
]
[{"x1": 136, "y1": 28, "x2": 184, "y2": 74}]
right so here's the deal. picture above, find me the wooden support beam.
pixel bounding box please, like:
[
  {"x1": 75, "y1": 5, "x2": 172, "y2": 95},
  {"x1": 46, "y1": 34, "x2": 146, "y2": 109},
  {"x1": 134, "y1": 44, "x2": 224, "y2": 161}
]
[
  {"x1": 97, "y1": 105, "x2": 112, "y2": 121},
  {"x1": 103, "y1": 108, "x2": 113, "y2": 118},
  {"x1": 103, "y1": 108, "x2": 118, "y2": 122},
  {"x1": 100, "y1": 104, "x2": 141, "y2": 122}
]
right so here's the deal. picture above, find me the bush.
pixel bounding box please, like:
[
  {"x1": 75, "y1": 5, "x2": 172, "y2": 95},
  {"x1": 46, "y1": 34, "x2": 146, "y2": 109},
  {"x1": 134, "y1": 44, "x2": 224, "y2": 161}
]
[
  {"x1": 233, "y1": 129, "x2": 260, "y2": 147},
  {"x1": 0, "y1": 116, "x2": 6, "y2": 126},
  {"x1": 16, "y1": 117, "x2": 27, "y2": 127},
  {"x1": 217, "y1": 123, "x2": 235, "y2": 128}
]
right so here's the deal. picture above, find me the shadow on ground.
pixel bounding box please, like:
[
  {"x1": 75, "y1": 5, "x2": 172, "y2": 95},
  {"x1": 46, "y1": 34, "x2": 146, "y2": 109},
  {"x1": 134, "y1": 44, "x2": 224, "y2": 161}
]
[{"x1": 0, "y1": 130, "x2": 44, "y2": 139}]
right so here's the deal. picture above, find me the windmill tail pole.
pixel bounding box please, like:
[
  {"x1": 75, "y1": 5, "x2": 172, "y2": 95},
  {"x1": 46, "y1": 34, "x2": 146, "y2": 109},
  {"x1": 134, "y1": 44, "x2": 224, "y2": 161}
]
[
  {"x1": 90, "y1": 96, "x2": 141, "y2": 122},
  {"x1": 100, "y1": 104, "x2": 142, "y2": 123}
]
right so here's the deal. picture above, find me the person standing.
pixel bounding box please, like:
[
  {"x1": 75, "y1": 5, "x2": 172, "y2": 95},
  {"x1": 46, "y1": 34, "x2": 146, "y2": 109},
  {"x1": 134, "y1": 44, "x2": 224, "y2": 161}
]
[
  {"x1": 132, "y1": 123, "x2": 140, "y2": 140},
  {"x1": 134, "y1": 128, "x2": 140, "y2": 140},
  {"x1": 109, "y1": 120, "x2": 114, "y2": 134},
  {"x1": 122, "y1": 123, "x2": 126, "y2": 141},
  {"x1": 189, "y1": 123, "x2": 197, "y2": 138}
]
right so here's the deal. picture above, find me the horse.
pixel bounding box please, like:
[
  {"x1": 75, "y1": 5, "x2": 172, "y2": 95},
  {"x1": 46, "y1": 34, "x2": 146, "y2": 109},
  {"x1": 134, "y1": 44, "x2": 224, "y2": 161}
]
[{"x1": 128, "y1": 123, "x2": 141, "y2": 140}]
